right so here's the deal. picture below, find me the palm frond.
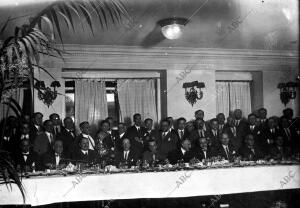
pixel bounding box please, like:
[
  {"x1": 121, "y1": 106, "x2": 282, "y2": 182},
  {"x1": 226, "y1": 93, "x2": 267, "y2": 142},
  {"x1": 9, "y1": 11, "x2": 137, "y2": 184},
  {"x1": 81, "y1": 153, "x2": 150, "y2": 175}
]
[
  {"x1": 28, "y1": 0, "x2": 128, "y2": 43},
  {"x1": 0, "y1": 150, "x2": 25, "y2": 203}
]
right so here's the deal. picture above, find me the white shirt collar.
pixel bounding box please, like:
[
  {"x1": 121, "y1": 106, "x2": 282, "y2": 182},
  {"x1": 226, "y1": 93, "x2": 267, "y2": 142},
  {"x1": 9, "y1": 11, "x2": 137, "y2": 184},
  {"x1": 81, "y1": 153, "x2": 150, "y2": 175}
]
[
  {"x1": 181, "y1": 147, "x2": 186, "y2": 155},
  {"x1": 120, "y1": 132, "x2": 125, "y2": 138},
  {"x1": 45, "y1": 131, "x2": 51, "y2": 137},
  {"x1": 82, "y1": 133, "x2": 89, "y2": 138},
  {"x1": 135, "y1": 125, "x2": 140, "y2": 130},
  {"x1": 81, "y1": 150, "x2": 88, "y2": 154},
  {"x1": 222, "y1": 144, "x2": 229, "y2": 149},
  {"x1": 34, "y1": 125, "x2": 40, "y2": 130}
]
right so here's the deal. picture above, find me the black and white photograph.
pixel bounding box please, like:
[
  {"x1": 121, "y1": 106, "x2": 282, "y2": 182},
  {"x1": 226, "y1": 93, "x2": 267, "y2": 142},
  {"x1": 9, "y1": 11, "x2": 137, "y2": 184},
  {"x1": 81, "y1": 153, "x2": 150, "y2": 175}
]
[{"x1": 0, "y1": 0, "x2": 299, "y2": 208}]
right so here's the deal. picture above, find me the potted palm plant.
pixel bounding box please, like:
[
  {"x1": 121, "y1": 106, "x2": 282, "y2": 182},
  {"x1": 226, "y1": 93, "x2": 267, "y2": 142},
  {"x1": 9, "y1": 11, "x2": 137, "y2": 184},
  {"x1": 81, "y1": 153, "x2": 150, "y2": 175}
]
[{"x1": 0, "y1": 0, "x2": 128, "y2": 203}]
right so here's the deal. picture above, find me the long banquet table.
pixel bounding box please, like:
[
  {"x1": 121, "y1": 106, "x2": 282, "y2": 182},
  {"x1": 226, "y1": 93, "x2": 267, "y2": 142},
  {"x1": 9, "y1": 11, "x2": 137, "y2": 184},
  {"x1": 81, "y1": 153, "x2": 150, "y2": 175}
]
[{"x1": 1, "y1": 164, "x2": 299, "y2": 206}]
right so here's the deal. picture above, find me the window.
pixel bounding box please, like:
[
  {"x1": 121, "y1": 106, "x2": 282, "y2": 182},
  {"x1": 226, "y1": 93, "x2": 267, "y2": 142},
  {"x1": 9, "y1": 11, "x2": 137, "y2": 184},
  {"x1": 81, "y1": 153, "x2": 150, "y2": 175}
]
[{"x1": 64, "y1": 81, "x2": 119, "y2": 121}]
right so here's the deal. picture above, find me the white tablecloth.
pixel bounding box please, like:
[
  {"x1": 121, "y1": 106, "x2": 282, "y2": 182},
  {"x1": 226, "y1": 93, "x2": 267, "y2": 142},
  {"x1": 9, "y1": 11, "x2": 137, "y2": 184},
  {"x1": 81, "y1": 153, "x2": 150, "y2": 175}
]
[{"x1": 1, "y1": 165, "x2": 299, "y2": 206}]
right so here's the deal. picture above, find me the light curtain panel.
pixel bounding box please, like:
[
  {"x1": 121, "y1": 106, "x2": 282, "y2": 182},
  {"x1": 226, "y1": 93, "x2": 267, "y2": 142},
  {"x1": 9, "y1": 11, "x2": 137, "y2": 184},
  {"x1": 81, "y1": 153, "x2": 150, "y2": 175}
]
[
  {"x1": 216, "y1": 81, "x2": 251, "y2": 118},
  {"x1": 75, "y1": 79, "x2": 108, "y2": 134},
  {"x1": 117, "y1": 79, "x2": 158, "y2": 124}
]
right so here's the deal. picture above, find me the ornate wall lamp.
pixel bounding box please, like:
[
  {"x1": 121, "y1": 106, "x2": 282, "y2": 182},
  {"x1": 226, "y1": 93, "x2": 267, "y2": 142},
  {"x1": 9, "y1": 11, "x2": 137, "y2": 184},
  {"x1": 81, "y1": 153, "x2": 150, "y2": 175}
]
[
  {"x1": 277, "y1": 78, "x2": 299, "y2": 106},
  {"x1": 34, "y1": 80, "x2": 61, "y2": 107},
  {"x1": 182, "y1": 81, "x2": 205, "y2": 106}
]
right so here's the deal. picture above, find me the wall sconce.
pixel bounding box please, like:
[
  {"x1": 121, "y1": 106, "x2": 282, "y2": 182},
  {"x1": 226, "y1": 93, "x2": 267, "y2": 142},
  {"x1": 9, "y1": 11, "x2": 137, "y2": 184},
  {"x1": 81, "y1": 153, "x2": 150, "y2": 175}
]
[
  {"x1": 182, "y1": 81, "x2": 205, "y2": 106},
  {"x1": 277, "y1": 81, "x2": 299, "y2": 106},
  {"x1": 34, "y1": 80, "x2": 61, "y2": 107}
]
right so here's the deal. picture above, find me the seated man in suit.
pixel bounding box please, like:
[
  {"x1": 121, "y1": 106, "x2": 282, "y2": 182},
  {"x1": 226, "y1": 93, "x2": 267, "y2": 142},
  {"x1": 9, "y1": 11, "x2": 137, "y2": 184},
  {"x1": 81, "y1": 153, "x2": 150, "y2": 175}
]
[
  {"x1": 157, "y1": 119, "x2": 179, "y2": 160},
  {"x1": 49, "y1": 113, "x2": 63, "y2": 137},
  {"x1": 193, "y1": 137, "x2": 215, "y2": 161},
  {"x1": 14, "y1": 139, "x2": 39, "y2": 172},
  {"x1": 216, "y1": 113, "x2": 226, "y2": 133},
  {"x1": 142, "y1": 139, "x2": 163, "y2": 164},
  {"x1": 168, "y1": 138, "x2": 194, "y2": 164},
  {"x1": 42, "y1": 139, "x2": 68, "y2": 169},
  {"x1": 214, "y1": 133, "x2": 236, "y2": 161},
  {"x1": 74, "y1": 121, "x2": 95, "y2": 151},
  {"x1": 57, "y1": 117, "x2": 75, "y2": 158},
  {"x1": 269, "y1": 135, "x2": 291, "y2": 160},
  {"x1": 72, "y1": 137, "x2": 97, "y2": 164},
  {"x1": 33, "y1": 120, "x2": 55, "y2": 156},
  {"x1": 124, "y1": 113, "x2": 147, "y2": 159},
  {"x1": 114, "y1": 138, "x2": 138, "y2": 168},
  {"x1": 238, "y1": 134, "x2": 264, "y2": 161},
  {"x1": 175, "y1": 117, "x2": 189, "y2": 142}
]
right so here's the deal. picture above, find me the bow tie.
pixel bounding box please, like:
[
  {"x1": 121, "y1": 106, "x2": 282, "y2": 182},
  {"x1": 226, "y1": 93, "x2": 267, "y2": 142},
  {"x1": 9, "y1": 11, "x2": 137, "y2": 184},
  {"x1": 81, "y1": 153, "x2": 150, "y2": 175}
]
[{"x1": 22, "y1": 152, "x2": 29, "y2": 156}]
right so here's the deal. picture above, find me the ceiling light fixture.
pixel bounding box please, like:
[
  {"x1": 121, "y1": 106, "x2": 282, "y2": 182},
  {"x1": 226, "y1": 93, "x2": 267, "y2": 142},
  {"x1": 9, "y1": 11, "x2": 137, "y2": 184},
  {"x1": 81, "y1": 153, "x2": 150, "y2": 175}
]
[{"x1": 158, "y1": 17, "x2": 188, "y2": 40}]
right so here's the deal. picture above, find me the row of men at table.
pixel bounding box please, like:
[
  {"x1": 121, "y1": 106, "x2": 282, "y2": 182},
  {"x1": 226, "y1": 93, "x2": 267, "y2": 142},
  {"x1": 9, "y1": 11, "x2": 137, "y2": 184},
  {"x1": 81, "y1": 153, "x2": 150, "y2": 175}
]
[{"x1": 3, "y1": 107, "x2": 299, "y2": 171}]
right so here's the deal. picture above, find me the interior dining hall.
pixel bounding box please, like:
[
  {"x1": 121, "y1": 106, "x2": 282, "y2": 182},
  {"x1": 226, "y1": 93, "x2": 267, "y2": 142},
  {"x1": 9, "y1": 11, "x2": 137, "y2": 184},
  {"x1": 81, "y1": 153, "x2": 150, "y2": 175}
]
[{"x1": 0, "y1": 0, "x2": 299, "y2": 208}]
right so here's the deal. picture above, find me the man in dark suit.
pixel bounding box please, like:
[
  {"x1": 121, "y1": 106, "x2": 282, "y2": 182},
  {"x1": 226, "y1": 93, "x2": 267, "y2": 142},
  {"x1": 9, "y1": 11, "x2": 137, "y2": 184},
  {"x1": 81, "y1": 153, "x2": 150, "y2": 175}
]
[
  {"x1": 192, "y1": 137, "x2": 215, "y2": 161},
  {"x1": 74, "y1": 121, "x2": 96, "y2": 151},
  {"x1": 156, "y1": 119, "x2": 179, "y2": 160},
  {"x1": 238, "y1": 134, "x2": 264, "y2": 161},
  {"x1": 246, "y1": 113, "x2": 262, "y2": 140},
  {"x1": 71, "y1": 137, "x2": 97, "y2": 164},
  {"x1": 143, "y1": 118, "x2": 158, "y2": 151},
  {"x1": 223, "y1": 117, "x2": 243, "y2": 151},
  {"x1": 168, "y1": 138, "x2": 194, "y2": 164},
  {"x1": 57, "y1": 117, "x2": 75, "y2": 158},
  {"x1": 214, "y1": 133, "x2": 236, "y2": 161},
  {"x1": 49, "y1": 113, "x2": 63, "y2": 137},
  {"x1": 207, "y1": 118, "x2": 220, "y2": 148},
  {"x1": 42, "y1": 140, "x2": 68, "y2": 170},
  {"x1": 189, "y1": 118, "x2": 209, "y2": 147},
  {"x1": 175, "y1": 117, "x2": 189, "y2": 143},
  {"x1": 30, "y1": 112, "x2": 44, "y2": 143},
  {"x1": 280, "y1": 116, "x2": 297, "y2": 148},
  {"x1": 14, "y1": 139, "x2": 39, "y2": 172},
  {"x1": 124, "y1": 113, "x2": 147, "y2": 158},
  {"x1": 269, "y1": 135, "x2": 291, "y2": 160},
  {"x1": 216, "y1": 113, "x2": 226, "y2": 133},
  {"x1": 233, "y1": 109, "x2": 247, "y2": 139},
  {"x1": 142, "y1": 139, "x2": 164, "y2": 164},
  {"x1": 258, "y1": 108, "x2": 268, "y2": 129},
  {"x1": 114, "y1": 122, "x2": 127, "y2": 152},
  {"x1": 259, "y1": 117, "x2": 279, "y2": 152},
  {"x1": 114, "y1": 138, "x2": 138, "y2": 168},
  {"x1": 33, "y1": 120, "x2": 55, "y2": 156},
  {"x1": 166, "y1": 116, "x2": 176, "y2": 134}
]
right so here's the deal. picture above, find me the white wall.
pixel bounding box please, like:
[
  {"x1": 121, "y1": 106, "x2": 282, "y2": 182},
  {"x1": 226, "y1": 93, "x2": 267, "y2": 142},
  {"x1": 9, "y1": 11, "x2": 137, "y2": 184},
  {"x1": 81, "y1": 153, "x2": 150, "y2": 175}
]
[{"x1": 34, "y1": 45, "x2": 299, "y2": 122}]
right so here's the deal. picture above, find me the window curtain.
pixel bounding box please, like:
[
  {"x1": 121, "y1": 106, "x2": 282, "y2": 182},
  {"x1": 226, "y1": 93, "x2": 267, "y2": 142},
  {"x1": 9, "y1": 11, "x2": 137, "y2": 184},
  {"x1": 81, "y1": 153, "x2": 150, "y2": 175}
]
[
  {"x1": 216, "y1": 82, "x2": 251, "y2": 118},
  {"x1": 75, "y1": 79, "x2": 108, "y2": 135},
  {"x1": 216, "y1": 82, "x2": 230, "y2": 118},
  {"x1": 117, "y1": 79, "x2": 157, "y2": 125},
  {"x1": 0, "y1": 88, "x2": 24, "y2": 121}
]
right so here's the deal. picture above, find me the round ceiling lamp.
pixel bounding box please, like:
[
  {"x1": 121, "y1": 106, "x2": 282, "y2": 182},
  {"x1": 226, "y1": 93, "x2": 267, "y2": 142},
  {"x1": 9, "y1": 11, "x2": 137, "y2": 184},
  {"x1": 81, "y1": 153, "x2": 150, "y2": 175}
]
[{"x1": 158, "y1": 17, "x2": 188, "y2": 40}]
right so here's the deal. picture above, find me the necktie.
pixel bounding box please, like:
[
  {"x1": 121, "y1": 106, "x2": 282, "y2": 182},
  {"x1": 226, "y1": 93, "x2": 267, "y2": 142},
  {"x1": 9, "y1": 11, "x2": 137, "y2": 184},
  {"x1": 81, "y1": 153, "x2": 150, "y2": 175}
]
[
  {"x1": 225, "y1": 147, "x2": 229, "y2": 159},
  {"x1": 180, "y1": 130, "x2": 184, "y2": 139},
  {"x1": 232, "y1": 128, "x2": 236, "y2": 137},
  {"x1": 152, "y1": 154, "x2": 156, "y2": 161}
]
